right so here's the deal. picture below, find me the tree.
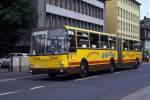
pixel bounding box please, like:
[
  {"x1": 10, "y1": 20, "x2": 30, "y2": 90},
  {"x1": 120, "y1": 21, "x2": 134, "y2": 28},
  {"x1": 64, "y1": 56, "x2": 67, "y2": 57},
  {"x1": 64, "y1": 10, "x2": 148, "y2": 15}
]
[{"x1": 0, "y1": 0, "x2": 37, "y2": 56}]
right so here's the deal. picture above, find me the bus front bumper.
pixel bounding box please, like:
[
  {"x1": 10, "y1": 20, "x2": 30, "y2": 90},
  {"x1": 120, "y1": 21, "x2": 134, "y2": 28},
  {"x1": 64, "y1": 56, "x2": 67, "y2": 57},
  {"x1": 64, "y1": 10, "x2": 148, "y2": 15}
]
[
  {"x1": 31, "y1": 68, "x2": 68, "y2": 75},
  {"x1": 31, "y1": 66, "x2": 80, "y2": 75}
]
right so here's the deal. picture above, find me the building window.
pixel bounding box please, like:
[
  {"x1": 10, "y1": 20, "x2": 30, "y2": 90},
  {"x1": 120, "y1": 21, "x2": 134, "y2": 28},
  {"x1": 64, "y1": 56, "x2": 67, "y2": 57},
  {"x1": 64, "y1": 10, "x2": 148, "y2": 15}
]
[
  {"x1": 123, "y1": 9, "x2": 125, "y2": 18},
  {"x1": 85, "y1": 3, "x2": 88, "y2": 15},
  {"x1": 117, "y1": 20, "x2": 120, "y2": 29},
  {"x1": 118, "y1": 7, "x2": 120, "y2": 16},
  {"x1": 121, "y1": 8, "x2": 122, "y2": 18},
  {"x1": 100, "y1": 8, "x2": 104, "y2": 20},
  {"x1": 123, "y1": 22, "x2": 125, "y2": 31},
  {"x1": 87, "y1": 3, "x2": 90, "y2": 16},
  {"x1": 126, "y1": 11, "x2": 128, "y2": 19},
  {"x1": 129, "y1": 12, "x2": 131, "y2": 20},
  {"x1": 81, "y1": 1, "x2": 85, "y2": 14},
  {"x1": 121, "y1": 21, "x2": 122, "y2": 30},
  {"x1": 126, "y1": 23, "x2": 128, "y2": 31},
  {"x1": 129, "y1": 24, "x2": 130, "y2": 32}
]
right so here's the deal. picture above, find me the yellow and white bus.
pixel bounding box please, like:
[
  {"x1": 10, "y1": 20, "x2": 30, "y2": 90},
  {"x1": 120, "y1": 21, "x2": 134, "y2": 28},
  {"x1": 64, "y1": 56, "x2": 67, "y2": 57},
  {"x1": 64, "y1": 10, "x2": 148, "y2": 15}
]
[{"x1": 29, "y1": 26, "x2": 142, "y2": 77}]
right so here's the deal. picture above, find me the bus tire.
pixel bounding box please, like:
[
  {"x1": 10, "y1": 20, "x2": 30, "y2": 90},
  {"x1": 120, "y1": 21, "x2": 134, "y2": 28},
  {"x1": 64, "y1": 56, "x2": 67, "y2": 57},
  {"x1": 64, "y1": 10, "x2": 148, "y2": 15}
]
[
  {"x1": 80, "y1": 60, "x2": 88, "y2": 78},
  {"x1": 0, "y1": 63, "x2": 2, "y2": 68},
  {"x1": 109, "y1": 58, "x2": 115, "y2": 73}
]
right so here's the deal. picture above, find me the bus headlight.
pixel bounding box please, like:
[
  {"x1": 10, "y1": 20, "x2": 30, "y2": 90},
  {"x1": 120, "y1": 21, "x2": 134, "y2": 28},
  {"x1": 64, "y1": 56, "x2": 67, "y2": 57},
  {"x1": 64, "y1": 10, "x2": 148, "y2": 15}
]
[{"x1": 59, "y1": 61, "x2": 64, "y2": 68}]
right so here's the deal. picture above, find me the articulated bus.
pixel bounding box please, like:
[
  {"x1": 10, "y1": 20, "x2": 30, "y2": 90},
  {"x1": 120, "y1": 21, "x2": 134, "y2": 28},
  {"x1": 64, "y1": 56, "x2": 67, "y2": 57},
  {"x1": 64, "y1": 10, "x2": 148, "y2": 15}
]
[{"x1": 29, "y1": 26, "x2": 142, "y2": 77}]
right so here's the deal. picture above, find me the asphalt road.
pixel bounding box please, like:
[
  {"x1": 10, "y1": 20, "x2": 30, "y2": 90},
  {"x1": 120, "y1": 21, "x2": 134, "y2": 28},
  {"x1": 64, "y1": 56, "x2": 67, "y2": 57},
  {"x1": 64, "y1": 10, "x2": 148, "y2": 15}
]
[{"x1": 0, "y1": 63, "x2": 150, "y2": 100}]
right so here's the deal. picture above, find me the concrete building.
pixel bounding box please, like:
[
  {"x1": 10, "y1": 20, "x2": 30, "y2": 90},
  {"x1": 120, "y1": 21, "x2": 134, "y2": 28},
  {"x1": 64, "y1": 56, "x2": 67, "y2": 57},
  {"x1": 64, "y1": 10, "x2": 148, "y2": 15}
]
[
  {"x1": 16, "y1": 0, "x2": 105, "y2": 53},
  {"x1": 140, "y1": 16, "x2": 150, "y2": 53},
  {"x1": 105, "y1": 0, "x2": 141, "y2": 40},
  {"x1": 33, "y1": 0, "x2": 105, "y2": 32}
]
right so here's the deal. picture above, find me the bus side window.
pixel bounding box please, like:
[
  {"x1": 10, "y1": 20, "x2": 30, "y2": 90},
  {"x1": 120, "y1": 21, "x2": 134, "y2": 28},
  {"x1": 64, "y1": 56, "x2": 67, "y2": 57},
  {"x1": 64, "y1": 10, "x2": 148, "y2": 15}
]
[
  {"x1": 90, "y1": 33, "x2": 100, "y2": 49},
  {"x1": 77, "y1": 32, "x2": 89, "y2": 48},
  {"x1": 138, "y1": 42, "x2": 142, "y2": 51},
  {"x1": 123, "y1": 39, "x2": 129, "y2": 50},
  {"x1": 109, "y1": 37, "x2": 116, "y2": 50},
  {"x1": 134, "y1": 41, "x2": 138, "y2": 51},
  {"x1": 129, "y1": 40, "x2": 134, "y2": 50},
  {"x1": 68, "y1": 30, "x2": 76, "y2": 52},
  {"x1": 100, "y1": 35, "x2": 109, "y2": 49}
]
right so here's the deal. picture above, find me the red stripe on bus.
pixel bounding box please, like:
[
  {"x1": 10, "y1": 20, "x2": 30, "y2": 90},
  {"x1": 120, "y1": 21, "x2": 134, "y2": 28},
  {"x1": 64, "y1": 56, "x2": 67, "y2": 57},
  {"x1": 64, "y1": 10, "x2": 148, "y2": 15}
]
[
  {"x1": 123, "y1": 59, "x2": 136, "y2": 61},
  {"x1": 69, "y1": 60, "x2": 118, "y2": 66}
]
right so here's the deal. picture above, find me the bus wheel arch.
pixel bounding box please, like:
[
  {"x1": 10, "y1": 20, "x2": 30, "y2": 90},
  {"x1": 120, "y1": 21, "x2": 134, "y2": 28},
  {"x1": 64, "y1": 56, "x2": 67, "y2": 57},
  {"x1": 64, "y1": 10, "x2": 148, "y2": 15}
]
[
  {"x1": 0, "y1": 62, "x2": 2, "y2": 68},
  {"x1": 80, "y1": 58, "x2": 89, "y2": 77},
  {"x1": 109, "y1": 57, "x2": 115, "y2": 72}
]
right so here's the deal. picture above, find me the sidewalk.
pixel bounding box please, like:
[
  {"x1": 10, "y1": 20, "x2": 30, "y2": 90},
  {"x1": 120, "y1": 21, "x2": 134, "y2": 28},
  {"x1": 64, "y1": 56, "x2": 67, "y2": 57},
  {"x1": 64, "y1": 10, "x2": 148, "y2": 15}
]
[
  {"x1": 120, "y1": 85, "x2": 150, "y2": 100},
  {"x1": 0, "y1": 65, "x2": 30, "y2": 73}
]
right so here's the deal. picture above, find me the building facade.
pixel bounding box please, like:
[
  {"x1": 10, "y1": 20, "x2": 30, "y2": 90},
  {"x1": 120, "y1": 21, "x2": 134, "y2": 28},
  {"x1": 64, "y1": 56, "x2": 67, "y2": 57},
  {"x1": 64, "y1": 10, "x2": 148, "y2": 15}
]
[
  {"x1": 33, "y1": 0, "x2": 105, "y2": 32},
  {"x1": 140, "y1": 16, "x2": 150, "y2": 52},
  {"x1": 105, "y1": 0, "x2": 140, "y2": 40}
]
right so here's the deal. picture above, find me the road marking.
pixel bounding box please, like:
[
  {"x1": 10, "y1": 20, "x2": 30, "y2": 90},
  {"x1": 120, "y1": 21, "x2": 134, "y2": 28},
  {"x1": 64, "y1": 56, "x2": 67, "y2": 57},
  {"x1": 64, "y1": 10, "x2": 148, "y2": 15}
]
[
  {"x1": 114, "y1": 72, "x2": 121, "y2": 74},
  {"x1": 120, "y1": 85, "x2": 150, "y2": 100},
  {"x1": 75, "y1": 76, "x2": 99, "y2": 81},
  {"x1": 0, "y1": 74, "x2": 47, "y2": 82},
  {"x1": 122, "y1": 71, "x2": 127, "y2": 73},
  {"x1": 0, "y1": 91, "x2": 20, "y2": 96},
  {"x1": 136, "y1": 68, "x2": 143, "y2": 71},
  {"x1": 30, "y1": 86, "x2": 45, "y2": 90},
  {"x1": 142, "y1": 62, "x2": 150, "y2": 65}
]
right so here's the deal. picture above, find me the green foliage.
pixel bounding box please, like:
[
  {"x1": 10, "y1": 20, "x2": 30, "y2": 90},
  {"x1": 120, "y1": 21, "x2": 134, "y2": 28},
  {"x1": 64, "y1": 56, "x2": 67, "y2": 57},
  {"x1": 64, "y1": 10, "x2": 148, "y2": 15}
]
[{"x1": 0, "y1": 0, "x2": 37, "y2": 55}]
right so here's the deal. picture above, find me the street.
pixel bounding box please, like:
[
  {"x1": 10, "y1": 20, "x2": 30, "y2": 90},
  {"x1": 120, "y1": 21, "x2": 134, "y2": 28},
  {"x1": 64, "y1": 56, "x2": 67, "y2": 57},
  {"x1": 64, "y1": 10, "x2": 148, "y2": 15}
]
[{"x1": 0, "y1": 63, "x2": 150, "y2": 100}]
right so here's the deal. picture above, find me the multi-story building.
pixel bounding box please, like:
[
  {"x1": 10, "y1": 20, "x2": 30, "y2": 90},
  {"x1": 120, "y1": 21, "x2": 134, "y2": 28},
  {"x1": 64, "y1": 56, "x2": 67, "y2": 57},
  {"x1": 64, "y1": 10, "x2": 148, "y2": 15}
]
[
  {"x1": 140, "y1": 16, "x2": 150, "y2": 52},
  {"x1": 32, "y1": 0, "x2": 105, "y2": 32},
  {"x1": 105, "y1": 0, "x2": 141, "y2": 40}
]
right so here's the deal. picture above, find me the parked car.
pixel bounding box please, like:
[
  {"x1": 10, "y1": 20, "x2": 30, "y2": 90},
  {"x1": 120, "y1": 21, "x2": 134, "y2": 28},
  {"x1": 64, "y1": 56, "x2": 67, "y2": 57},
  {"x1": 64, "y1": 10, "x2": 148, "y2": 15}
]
[{"x1": 0, "y1": 53, "x2": 27, "y2": 68}]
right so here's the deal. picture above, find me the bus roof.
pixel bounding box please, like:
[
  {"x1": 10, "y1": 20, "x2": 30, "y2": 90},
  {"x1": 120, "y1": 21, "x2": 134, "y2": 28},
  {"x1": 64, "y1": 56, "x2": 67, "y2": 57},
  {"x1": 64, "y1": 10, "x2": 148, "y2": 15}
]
[
  {"x1": 64, "y1": 26, "x2": 141, "y2": 42},
  {"x1": 33, "y1": 26, "x2": 141, "y2": 42},
  {"x1": 65, "y1": 26, "x2": 117, "y2": 37},
  {"x1": 121, "y1": 37, "x2": 142, "y2": 42}
]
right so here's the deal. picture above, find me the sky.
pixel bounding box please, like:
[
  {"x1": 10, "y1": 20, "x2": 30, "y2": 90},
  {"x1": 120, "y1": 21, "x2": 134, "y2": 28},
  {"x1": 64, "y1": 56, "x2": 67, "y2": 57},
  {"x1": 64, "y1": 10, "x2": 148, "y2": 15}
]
[{"x1": 137, "y1": 0, "x2": 150, "y2": 19}]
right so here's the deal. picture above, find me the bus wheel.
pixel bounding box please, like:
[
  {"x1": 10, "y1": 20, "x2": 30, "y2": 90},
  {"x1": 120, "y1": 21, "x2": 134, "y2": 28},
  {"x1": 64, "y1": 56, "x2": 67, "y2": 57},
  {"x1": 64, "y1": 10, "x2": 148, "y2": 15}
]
[
  {"x1": 0, "y1": 63, "x2": 2, "y2": 68},
  {"x1": 80, "y1": 61, "x2": 88, "y2": 78},
  {"x1": 109, "y1": 59, "x2": 115, "y2": 73}
]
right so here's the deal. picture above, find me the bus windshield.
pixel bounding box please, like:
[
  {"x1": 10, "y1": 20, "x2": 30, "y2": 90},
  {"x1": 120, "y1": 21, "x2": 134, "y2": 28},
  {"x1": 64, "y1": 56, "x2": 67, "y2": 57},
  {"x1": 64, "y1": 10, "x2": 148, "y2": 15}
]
[
  {"x1": 31, "y1": 28, "x2": 68, "y2": 55},
  {"x1": 46, "y1": 36, "x2": 67, "y2": 54},
  {"x1": 32, "y1": 34, "x2": 47, "y2": 55}
]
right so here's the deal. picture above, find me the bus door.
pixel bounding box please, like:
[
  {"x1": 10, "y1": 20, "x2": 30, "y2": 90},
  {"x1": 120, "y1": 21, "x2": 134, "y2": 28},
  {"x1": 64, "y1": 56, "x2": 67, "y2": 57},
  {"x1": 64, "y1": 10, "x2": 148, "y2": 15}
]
[
  {"x1": 68, "y1": 30, "x2": 77, "y2": 61},
  {"x1": 117, "y1": 37, "x2": 123, "y2": 68}
]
